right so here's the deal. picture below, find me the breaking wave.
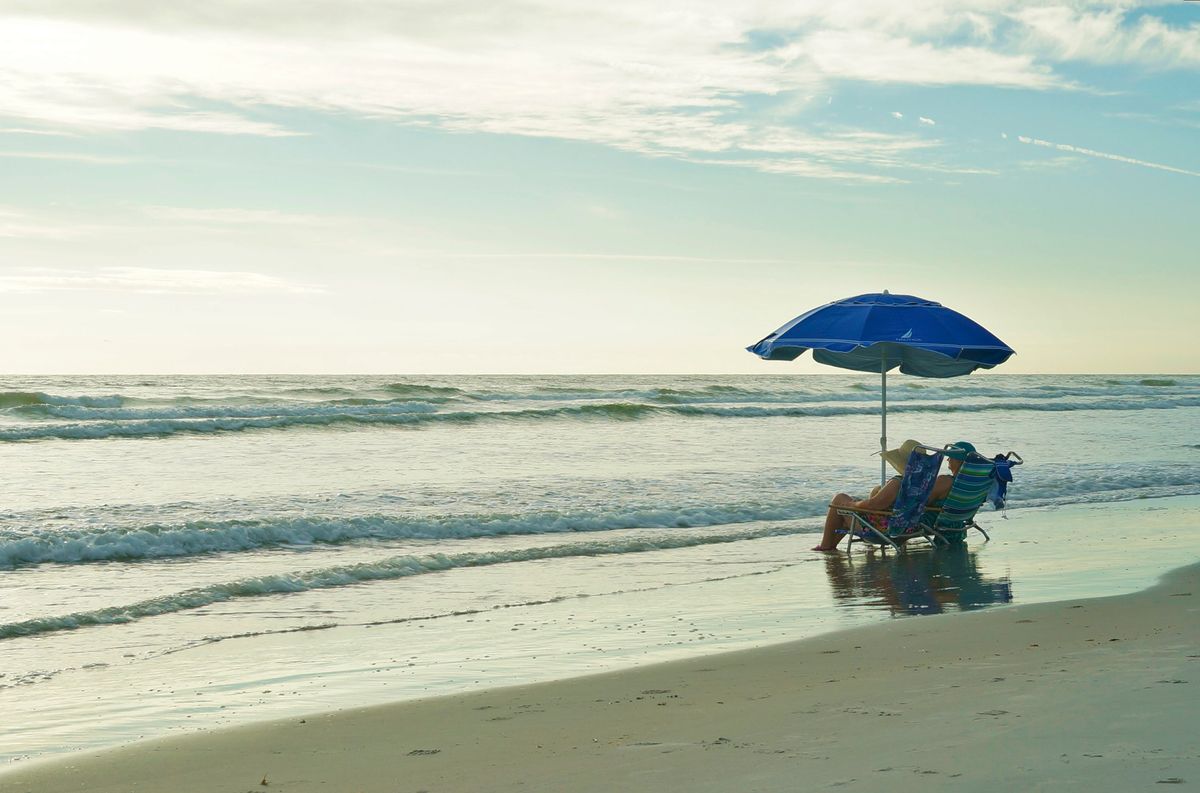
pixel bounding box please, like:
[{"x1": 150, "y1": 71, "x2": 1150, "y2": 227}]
[
  {"x1": 18, "y1": 401, "x2": 441, "y2": 422},
  {"x1": 384, "y1": 383, "x2": 467, "y2": 397},
  {"x1": 0, "y1": 500, "x2": 825, "y2": 568},
  {"x1": 7, "y1": 454, "x2": 1200, "y2": 570},
  {"x1": 0, "y1": 524, "x2": 809, "y2": 640},
  {"x1": 0, "y1": 392, "x2": 125, "y2": 409},
  {"x1": 3, "y1": 396, "x2": 1198, "y2": 442}
]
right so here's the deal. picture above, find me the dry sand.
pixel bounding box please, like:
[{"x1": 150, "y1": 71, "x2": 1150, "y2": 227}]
[{"x1": 4, "y1": 563, "x2": 1197, "y2": 793}]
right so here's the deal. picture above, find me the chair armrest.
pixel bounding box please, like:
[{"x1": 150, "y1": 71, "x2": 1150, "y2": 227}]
[{"x1": 832, "y1": 505, "x2": 894, "y2": 517}]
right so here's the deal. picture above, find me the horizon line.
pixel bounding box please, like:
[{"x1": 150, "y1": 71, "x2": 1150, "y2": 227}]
[{"x1": 1, "y1": 372, "x2": 1194, "y2": 378}]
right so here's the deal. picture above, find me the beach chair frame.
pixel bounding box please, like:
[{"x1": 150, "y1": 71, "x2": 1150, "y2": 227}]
[{"x1": 837, "y1": 508, "x2": 936, "y2": 552}]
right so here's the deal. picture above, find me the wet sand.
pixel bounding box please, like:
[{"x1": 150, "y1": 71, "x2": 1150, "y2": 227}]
[{"x1": 4, "y1": 560, "x2": 1197, "y2": 792}]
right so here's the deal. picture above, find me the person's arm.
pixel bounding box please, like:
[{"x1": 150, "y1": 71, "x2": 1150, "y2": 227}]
[
  {"x1": 854, "y1": 477, "x2": 900, "y2": 510},
  {"x1": 928, "y1": 474, "x2": 953, "y2": 504}
]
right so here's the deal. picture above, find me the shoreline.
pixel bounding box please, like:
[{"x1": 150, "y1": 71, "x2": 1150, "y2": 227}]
[
  {"x1": 5, "y1": 496, "x2": 1197, "y2": 767},
  {"x1": 5, "y1": 559, "x2": 1197, "y2": 792}
]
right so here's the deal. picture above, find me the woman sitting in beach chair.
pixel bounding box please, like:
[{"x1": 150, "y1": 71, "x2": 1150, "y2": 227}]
[{"x1": 812, "y1": 440, "x2": 976, "y2": 552}]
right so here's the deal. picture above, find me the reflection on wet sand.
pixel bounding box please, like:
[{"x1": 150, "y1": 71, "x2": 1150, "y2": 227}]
[{"x1": 824, "y1": 546, "x2": 1013, "y2": 616}]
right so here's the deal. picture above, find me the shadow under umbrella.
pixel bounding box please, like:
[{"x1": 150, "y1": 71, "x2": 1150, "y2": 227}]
[{"x1": 823, "y1": 546, "x2": 1013, "y2": 617}]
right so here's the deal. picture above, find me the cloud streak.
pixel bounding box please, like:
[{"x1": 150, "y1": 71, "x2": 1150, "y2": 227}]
[
  {"x1": 0, "y1": 150, "x2": 136, "y2": 164},
  {"x1": 142, "y1": 206, "x2": 337, "y2": 226},
  {"x1": 1016, "y1": 135, "x2": 1200, "y2": 178},
  {"x1": 1015, "y1": 7, "x2": 1200, "y2": 68},
  {"x1": 0, "y1": 127, "x2": 78, "y2": 137},
  {"x1": 0, "y1": 267, "x2": 325, "y2": 295}
]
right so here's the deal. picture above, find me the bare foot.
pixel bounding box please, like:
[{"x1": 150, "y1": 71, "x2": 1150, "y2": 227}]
[{"x1": 811, "y1": 545, "x2": 838, "y2": 552}]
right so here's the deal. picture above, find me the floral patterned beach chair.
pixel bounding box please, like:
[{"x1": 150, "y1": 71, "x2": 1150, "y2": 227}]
[{"x1": 835, "y1": 446, "x2": 945, "y2": 553}]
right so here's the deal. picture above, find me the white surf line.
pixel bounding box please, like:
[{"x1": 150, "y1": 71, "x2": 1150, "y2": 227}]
[{"x1": 0, "y1": 524, "x2": 816, "y2": 640}]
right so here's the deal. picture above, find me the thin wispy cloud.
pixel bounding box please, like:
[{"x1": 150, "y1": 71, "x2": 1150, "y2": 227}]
[
  {"x1": 690, "y1": 156, "x2": 907, "y2": 184},
  {"x1": 1017, "y1": 155, "x2": 1084, "y2": 171},
  {"x1": 2, "y1": 2, "x2": 1193, "y2": 181},
  {"x1": 0, "y1": 207, "x2": 131, "y2": 239},
  {"x1": 1016, "y1": 7, "x2": 1200, "y2": 68},
  {"x1": 142, "y1": 206, "x2": 337, "y2": 226},
  {"x1": 918, "y1": 117, "x2": 936, "y2": 126},
  {"x1": 1017, "y1": 135, "x2": 1200, "y2": 178},
  {"x1": 0, "y1": 208, "x2": 66, "y2": 239},
  {"x1": 797, "y1": 28, "x2": 1062, "y2": 89},
  {"x1": 0, "y1": 127, "x2": 78, "y2": 137},
  {"x1": 0, "y1": 150, "x2": 136, "y2": 164},
  {"x1": 0, "y1": 206, "x2": 345, "y2": 240},
  {"x1": 1105, "y1": 110, "x2": 1200, "y2": 131},
  {"x1": 341, "y1": 162, "x2": 494, "y2": 178},
  {"x1": 0, "y1": 267, "x2": 325, "y2": 295},
  {"x1": 415, "y1": 252, "x2": 800, "y2": 264}
]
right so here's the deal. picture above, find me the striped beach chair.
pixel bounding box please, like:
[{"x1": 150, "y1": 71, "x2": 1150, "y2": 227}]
[{"x1": 921, "y1": 454, "x2": 996, "y2": 544}]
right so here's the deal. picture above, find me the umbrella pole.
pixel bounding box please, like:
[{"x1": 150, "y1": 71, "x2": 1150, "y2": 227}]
[{"x1": 880, "y1": 356, "x2": 887, "y2": 486}]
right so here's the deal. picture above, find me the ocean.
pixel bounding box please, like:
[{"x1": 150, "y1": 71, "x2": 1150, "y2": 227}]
[{"x1": 2, "y1": 373, "x2": 1198, "y2": 764}]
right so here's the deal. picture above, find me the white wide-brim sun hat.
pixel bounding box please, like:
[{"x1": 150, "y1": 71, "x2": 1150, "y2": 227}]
[{"x1": 882, "y1": 438, "x2": 925, "y2": 474}]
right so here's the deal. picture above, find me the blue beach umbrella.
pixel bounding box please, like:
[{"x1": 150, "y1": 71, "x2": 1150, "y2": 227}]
[{"x1": 746, "y1": 291, "x2": 1015, "y2": 483}]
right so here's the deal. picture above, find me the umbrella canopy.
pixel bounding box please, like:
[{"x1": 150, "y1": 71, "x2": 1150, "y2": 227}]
[
  {"x1": 747, "y1": 292, "x2": 1013, "y2": 377},
  {"x1": 746, "y1": 291, "x2": 1014, "y2": 482}
]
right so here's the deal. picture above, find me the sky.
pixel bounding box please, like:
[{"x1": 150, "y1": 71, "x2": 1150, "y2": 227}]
[{"x1": 0, "y1": 0, "x2": 1197, "y2": 374}]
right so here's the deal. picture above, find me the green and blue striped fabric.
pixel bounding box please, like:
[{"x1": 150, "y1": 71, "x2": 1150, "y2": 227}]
[{"x1": 931, "y1": 458, "x2": 995, "y2": 530}]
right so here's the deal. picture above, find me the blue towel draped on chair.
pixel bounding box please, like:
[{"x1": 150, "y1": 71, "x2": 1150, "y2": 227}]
[
  {"x1": 988, "y1": 456, "x2": 1016, "y2": 510},
  {"x1": 889, "y1": 449, "x2": 944, "y2": 534}
]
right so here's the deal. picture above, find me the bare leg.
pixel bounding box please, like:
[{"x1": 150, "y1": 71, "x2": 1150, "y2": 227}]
[{"x1": 814, "y1": 493, "x2": 854, "y2": 551}]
